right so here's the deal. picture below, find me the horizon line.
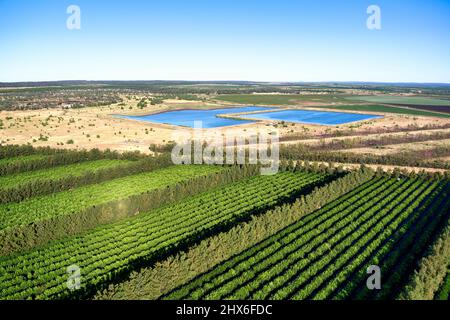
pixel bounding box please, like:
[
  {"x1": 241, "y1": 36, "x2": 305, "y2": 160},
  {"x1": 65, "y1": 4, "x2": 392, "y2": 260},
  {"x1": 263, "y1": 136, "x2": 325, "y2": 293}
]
[{"x1": 1, "y1": 79, "x2": 450, "y2": 86}]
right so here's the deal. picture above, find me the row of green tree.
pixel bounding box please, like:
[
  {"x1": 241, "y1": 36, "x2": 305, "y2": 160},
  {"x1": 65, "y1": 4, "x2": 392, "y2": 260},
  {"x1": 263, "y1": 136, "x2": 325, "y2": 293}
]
[
  {"x1": 280, "y1": 144, "x2": 450, "y2": 169},
  {"x1": 399, "y1": 219, "x2": 450, "y2": 300},
  {"x1": 280, "y1": 123, "x2": 450, "y2": 142},
  {"x1": 94, "y1": 165, "x2": 449, "y2": 300},
  {"x1": 0, "y1": 145, "x2": 148, "y2": 176},
  {"x1": 0, "y1": 144, "x2": 146, "y2": 159},
  {"x1": 154, "y1": 139, "x2": 450, "y2": 171},
  {"x1": 291, "y1": 131, "x2": 450, "y2": 152},
  {"x1": 94, "y1": 167, "x2": 376, "y2": 299},
  {"x1": 0, "y1": 155, "x2": 173, "y2": 204},
  {"x1": 0, "y1": 164, "x2": 260, "y2": 256}
]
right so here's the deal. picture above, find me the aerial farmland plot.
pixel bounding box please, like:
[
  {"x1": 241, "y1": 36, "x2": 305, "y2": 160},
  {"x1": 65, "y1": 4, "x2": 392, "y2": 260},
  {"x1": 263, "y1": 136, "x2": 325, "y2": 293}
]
[{"x1": 0, "y1": 0, "x2": 449, "y2": 316}]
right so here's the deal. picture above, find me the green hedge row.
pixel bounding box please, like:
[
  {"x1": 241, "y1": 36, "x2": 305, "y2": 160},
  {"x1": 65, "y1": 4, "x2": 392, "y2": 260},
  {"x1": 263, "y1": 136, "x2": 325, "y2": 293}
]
[
  {"x1": 0, "y1": 164, "x2": 259, "y2": 256},
  {"x1": 398, "y1": 219, "x2": 450, "y2": 300},
  {"x1": 0, "y1": 145, "x2": 147, "y2": 176},
  {"x1": 94, "y1": 166, "x2": 374, "y2": 299},
  {"x1": 0, "y1": 155, "x2": 172, "y2": 203}
]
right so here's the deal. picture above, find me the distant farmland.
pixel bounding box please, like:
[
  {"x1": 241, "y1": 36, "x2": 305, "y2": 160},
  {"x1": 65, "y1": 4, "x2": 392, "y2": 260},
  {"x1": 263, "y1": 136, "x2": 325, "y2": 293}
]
[
  {"x1": 313, "y1": 104, "x2": 450, "y2": 118},
  {"x1": 215, "y1": 94, "x2": 349, "y2": 105},
  {"x1": 346, "y1": 95, "x2": 450, "y2": 106},
  {"x1": 215, "y1": 94, "x2": 449, "y2": 118},
  {"x1": 384, "y1": 104, "x2": 450, "y2": 115}
]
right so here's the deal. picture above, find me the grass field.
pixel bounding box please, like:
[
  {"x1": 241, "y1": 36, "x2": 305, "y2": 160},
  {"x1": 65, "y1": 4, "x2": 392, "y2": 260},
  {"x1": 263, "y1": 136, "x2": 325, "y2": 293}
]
[
  {"x1": 214, "y1": 94, "x2": 450, "y2": 118},
  {"x1": 346, "y1": 95, "x2": 450, "y2": 106},
  {"x1": 0, "y1": 159, "x2": 132, "y2": 190},
  {"x1": 314, "y1": 104, "x2": 450, "y2": 118},
  {"x1": 215, "y1": 94, "x2": 349, "y2": 105},
  {"x1": 0, "y1": 171, "x2": 327, "y2": 299},
  {"x1": 164, "y1": 176, "x2": 449, "y2": 300},
  {"x1": 0, "y1": 165, "x2": 221, "y2": 230}
]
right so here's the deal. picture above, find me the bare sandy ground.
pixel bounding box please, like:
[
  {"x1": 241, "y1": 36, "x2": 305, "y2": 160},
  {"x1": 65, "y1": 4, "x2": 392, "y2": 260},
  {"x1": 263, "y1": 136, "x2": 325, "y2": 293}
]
[
  {"x1": 1, "y1": 96, "x2": 449, "y2": 161},
  {"x1": 339, "y1": 139, "x2": 450, "y2": 156},
  {"x1": 281, "y1": 128, "x2": 450, "y2": 146},
  {"x1": 308, "y1": 162, "x2": 449, "y2": 174}
]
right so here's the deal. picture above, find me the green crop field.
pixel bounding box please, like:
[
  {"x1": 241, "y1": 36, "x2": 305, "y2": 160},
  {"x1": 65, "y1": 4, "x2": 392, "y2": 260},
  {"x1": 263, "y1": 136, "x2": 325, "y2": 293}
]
[
  {"x1": 0, "y1": 146, "x2": 448, "y2": 302},
  {"x1": 0, "y1": 159, "x2": 132, "y2": 190},
  {"x1": 436, "y1": 271, "x2": 450, "y2": 300},
  {"x1": 314, "y1": 104, "x2": 450, "y2": 118},
  {"x1": 215, "y1": 94, "x2": 349, "y2": 105},
  {"x1": 164, "y1": 176, "x2": 449, "y2": 300},
  {"x1": 0, "y1": 171, "x2": 327, "y2": 299},
  {"x1": 0, "y1": 165, "x2": 221, "y2": 231},
  {"x1": 346, "y1": 95, "x2": 450, "y2": 106}
]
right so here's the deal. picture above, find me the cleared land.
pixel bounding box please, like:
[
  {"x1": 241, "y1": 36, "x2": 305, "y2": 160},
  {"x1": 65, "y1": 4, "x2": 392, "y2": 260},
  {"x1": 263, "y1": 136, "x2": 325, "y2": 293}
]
[
  {"x1": 339, "y1": 139, "x2": 450, "y2": 156},
  {"x1": 1, "y1": 93, "x2": 449, "y2": 157}
]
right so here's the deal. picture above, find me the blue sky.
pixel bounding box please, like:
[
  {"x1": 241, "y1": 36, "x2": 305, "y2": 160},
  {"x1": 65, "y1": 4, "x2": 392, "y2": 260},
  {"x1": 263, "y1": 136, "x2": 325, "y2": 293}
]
[{"x1": 0, "y1": 0, "x2": 449, "y2": 83}]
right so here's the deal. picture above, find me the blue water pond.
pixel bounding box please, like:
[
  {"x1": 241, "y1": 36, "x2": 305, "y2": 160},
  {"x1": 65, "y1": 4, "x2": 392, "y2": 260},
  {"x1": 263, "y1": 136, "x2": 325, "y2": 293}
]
[
  {"x1": 242, "y1": 109, "x2": 382, "y2": 125},
  {"x1": 118, "y1": 106, "x2": 381, "y2": 128},
  {"x1": 117, "y1": 106, "x2": 275, "y2": 128}
]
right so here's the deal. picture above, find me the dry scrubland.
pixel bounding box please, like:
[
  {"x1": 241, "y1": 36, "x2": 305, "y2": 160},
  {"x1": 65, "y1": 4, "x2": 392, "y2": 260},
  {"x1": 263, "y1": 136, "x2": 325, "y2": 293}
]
[{"x1": 1, "y1": 95, "x2": 449, "y2": 165}]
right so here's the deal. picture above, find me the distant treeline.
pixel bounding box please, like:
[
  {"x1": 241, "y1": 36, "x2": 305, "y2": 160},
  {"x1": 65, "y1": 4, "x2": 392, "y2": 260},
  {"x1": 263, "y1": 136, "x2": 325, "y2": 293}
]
[
  {"x1": 0, "y1": 88, "x2": 122, "y2": 110},
  {"x1": 2, "y1": 80, "x2": 450, "y2": 93}
]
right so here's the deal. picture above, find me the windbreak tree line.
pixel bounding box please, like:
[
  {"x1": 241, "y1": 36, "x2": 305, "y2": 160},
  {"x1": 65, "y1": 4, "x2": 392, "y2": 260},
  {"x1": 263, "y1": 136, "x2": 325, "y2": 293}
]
[
  {"x1": 0, "y1": 164, "x2": 257, "y2": 256},
  {"x1": 95, "y1": 166, "x2": 450, "y2": 300},
  {"x1": 287, "y1": 131, "x2": 450, "y2": 152},
  {"x1": 280, "y1": 144, "x2": 450, "y2": 170},
  {"x1": 399, "y1": 221, "x2": 450, "y2": 300},
  {"x1": 0, "y1": 156, "x2": 173, "y2": 203},
  {"x1": 279, "y1": 123, "x2": 450, "y2": 142},
  {"x1": 0, "y1": 170, "x2": 329, "y2": 300},
  {"x1": 164, "y1": 175, "x2": 449, "y2": 300},
  {"x1": 95, "y1": 167, "x2": 376, "y2": 299},
  {"x1": 0, "y1": 145, "x2": 151, "y2": 176}
]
